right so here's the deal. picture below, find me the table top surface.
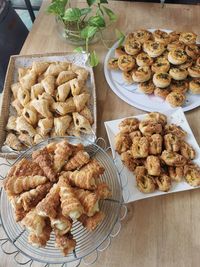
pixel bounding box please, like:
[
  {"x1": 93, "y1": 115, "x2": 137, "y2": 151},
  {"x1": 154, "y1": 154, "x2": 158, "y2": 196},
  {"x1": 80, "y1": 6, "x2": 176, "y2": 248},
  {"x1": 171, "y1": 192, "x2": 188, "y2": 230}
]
[{"x1": 1, "y1": 1, "x2": 200, "y2": 266}]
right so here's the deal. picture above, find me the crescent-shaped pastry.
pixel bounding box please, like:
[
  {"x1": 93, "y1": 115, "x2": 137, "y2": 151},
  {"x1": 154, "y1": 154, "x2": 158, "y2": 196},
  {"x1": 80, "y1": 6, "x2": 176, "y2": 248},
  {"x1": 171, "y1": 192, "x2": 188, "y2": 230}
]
[
  {"x1": 189, "y1": 79, "x2": 200, "y2": 94},
  {"x1": 38, "y1": 117, "x2": 53, "y2": 136},
  {"x1": 136, "y1": 52, "x2": 153, "y2": 67},
  {"x1": 131, "y1": 136, "x2": 149, "y2": 158},
  {"x1": 167, "y1": 41, "x2": 185, "y2": 52},
  {"x1": 32, "y1": 61, "x2": 49, "y2": 75},
  {"x1": 16, "y1": 116, "x2": 36, "y2": 137},
  {"x1": 122, "y1": 70, "x2": 134, "y2": 84},
  {"x1": 119, "y1": 117, "x2": 139, "y2": 133},
  {"x1": 166, "y1": 92, "x2": 186, "y2": 107},
  {"x1": 80, "y1": 106, "x2": 93, "y2": 125},
  {"x1": 139, "y1": 80, "x2": 155, "y2": 94},
  {"x1": 171, "y1": 80, "x2": 188, "y2": 93},
  {"x1": 153, "y1": 29, "x2": 170, "y2": 45},
  {"x1": 73, "y1": 93, "x2": 90, "y2": 112},
  {"x1": 144, "y1": 41, "x2": 165, "y2": 57},
  {"x1": 20, "y1": 70, "x2": 36, "y2": 90},
  {"x1": 44, "y1": 62, "x2": 70, "y2": 76},
  {"x1": 169, "y1": 68, "x2": 188, "y2": 80},
  {"x1": 153, "y1": 72, "x2": 171, "y2": 88},
  {"x1": 154, "y1": 87, "x2": 171, "y2": 99},
  {"x1": 185, "y1": 44, "x2": 199, "y2": 59},
  {"x1": 69, "y1": 78, "x2": 83, "y2": 96},
  {"x1": 188, "y1": 65, "x2": 200, "y2": 78},
  {"x1": 115, "y1": 46, "x2": 126, "y2": 58},
  {"x1": 56, "y1": 70, "x2": 76, "y2": 86},
  {"x1": 31, "y1": 83, "x2": 44, "y2": 100},
  {"x1": 179, "y1": 32, "x2": 197, "y2": 45},
  {"x1": 161, "y1": 150, "x2": 187, "y2": 166},
  {"x1": 146, "y1": 155, "x2": 161, "y2": 176},
  {"x1": 115, "y1": 132, "x2": 132, "y2": 154},
  {"x1": 134, "y1": 29, "x2": 151, "y2": 44},
  {"x1": 107, "y1": 58, "x2": 119, "y2": 70},
  {"x1": 73, "y1": 112, "x2": 92, "y2": 134},
  {"x1": 118, "y1": 54, "x2": 135, "y2": 72},
  {"x1": 52, "y1": 98, "x2": 76, "y2": 115},
  {"x1": 17, "y1": 88, "x2": 30, "y2": 107},
  {"x1": 11, "y1": 99, "x2": 23, "y2": 115},
  {"x1": 32, "y1": 98, "x2": 52, "y2": 118},
  {"x1": 168, "y1": 48, "x2": 187, "y2": 65},
  {"x1": 5, "y1": 133, "x2": 24, "y2": 151},
  {"x1": 125, "y1": 40, "x2": 141, "y2": 56},
  {"x1": 18, "y1": 133, "x2": 34, "y2": 147},
  {"x1": 41, "y1": 75, "x2": 55, "y2": 95},
  {"x1": 11, "y1": 82, "x2": 21, "y2": 99},
  {"x1": 56, "y1": 81, "x2": 71, "y2": 102},
  {"x1": 151, "y1": 59, "x2": 170, "y2": 73},
  {"x1": 132, "y1": 66, "x2": 151, "y2": 82},
  {"x1": 169, "y1": 31, "x2": 180, "y2": 42},
  {"x1": 22, "y1": 103, "x2": 38, "y2": 126},
  {"x1": 54, "y1": 115, "x2": 72, "y2": 136},
  {"x1": 6, "y1": 116, "x2": 17, "y2": 131}
]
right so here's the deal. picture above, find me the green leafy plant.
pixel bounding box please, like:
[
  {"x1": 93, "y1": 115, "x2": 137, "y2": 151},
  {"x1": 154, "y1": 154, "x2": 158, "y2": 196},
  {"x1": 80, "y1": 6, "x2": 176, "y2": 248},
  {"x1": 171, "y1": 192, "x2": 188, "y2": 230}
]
[{"x1": 47, "y1": 0, "x2": 124, "y2": 67}]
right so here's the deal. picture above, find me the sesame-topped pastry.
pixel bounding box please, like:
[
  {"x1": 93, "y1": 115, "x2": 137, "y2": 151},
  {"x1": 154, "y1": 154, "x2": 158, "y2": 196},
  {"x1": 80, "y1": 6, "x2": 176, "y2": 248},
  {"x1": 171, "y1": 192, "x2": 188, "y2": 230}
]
[
  {"x1": 118, "y1": 54, "x2": 135, "y2": 72},
  {"x1": 136, "y1": 52, "x2": 153, "y2": 67},
  {"x1": 169, "y1": 68, "x2": 188, "y2": 80},
  {"x1": 179, "y1": 32, "x2": 197, "y2": 45},
  {"x1": 168, "y1": 48, "x2": 187, "y2": 65},
  {"x1": 153, "y1": 73, "x2": 171, "y2": 88},
  {"x1": 132, "y1": 66, "x2": 151, "y2": 83}
]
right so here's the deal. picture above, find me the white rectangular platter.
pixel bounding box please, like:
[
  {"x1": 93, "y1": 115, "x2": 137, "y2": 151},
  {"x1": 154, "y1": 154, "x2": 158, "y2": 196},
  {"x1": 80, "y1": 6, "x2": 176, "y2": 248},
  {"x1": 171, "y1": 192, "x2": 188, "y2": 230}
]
[{"x1": 105, "y1": 108, "x2": 200, "y2": 203}]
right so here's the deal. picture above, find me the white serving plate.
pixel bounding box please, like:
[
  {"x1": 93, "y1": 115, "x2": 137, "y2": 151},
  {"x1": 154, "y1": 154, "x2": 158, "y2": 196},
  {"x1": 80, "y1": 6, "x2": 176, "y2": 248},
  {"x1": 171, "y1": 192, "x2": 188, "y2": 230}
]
[
  {"x1": 105, "y1": 108, "x2": 200, "y2": 203},
  {"x1": 104, "y1": 29, "x2": 200, "y2": 112}
]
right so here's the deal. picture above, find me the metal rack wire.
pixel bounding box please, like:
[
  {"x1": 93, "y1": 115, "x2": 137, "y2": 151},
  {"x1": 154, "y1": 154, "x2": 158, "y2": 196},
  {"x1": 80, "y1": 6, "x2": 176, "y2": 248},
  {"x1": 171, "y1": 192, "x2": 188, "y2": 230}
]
[{"x1": 0, "y1": 137, "x2": 127, "y2": 267}]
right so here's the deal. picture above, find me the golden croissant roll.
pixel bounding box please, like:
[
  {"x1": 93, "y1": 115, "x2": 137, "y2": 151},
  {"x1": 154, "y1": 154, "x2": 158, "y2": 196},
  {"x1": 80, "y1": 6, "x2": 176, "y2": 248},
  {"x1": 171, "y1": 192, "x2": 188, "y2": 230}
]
[
  {"x1": 180, "y1": 141, "x2": 196, "y2": 160},
  {"x1": 189, "y1": 79, "x2": 200, "y2": 94},
  {"x1": 9, "y1": 195, "x2": 27, "y2": 222},
  {"x1": 161, "y1": 150, "x2": 187, "y2": 166},
  {"x1": 132, "y1": 66, "x2": 151, "y2": 83},
  {"x1": 139, "y1": 80, "x2": 155, "y2": 94},
  {"x1": 168, "y1": 166, "x2": 184, "y2": 182},
  {"x1": 96, "y1": 182, "x2": 112, "y2": 199},
  {"x1": 50, "y1": 209, "x2": 72, "y2": 236},
  {"x1": 63, "y1": 150, "x2": 90, "y2": 171},
  {"x1": 146, "y1": 155, "x2": 161, "y2": 176},
  {"x1": 59, "y1": 176, "x2": 84, "y2": 220},
  {"x1": 118, "y1": 54, "x2": 135, "y2": 72},
  {"x1": 55, "y1": 231, "x2": 76, "y2": 256},
  {"x1": 166, "y1": 92, "x2": 186, "y2": 107},
  {"x1": 179, "y1": 32, "x2": 197, "y2": 45},
  {"x1": 155, "y1": 173, "x2": 171, "y2": 192},
  {"x1": 21, "y1": 209, "x2": 46, "y2": 235},
  {"x1": 54, "y1": 140, "x2": 73, "y2": 172},
  {"x1": 148, "y1": 134, "x2": 163, "y2": 155},
  {"x1": 32, "y1": 147, "x2": 57, "y2": 182},
  {"x1": 168, "y1": 48, "x2": 187, "y2": 65},
  {"x1": 78, "y1": 211, "x2": 105, "y2": 231},
  {"x1": 28, "y1": 220, "x2": 52, "y2": 248},
  {"x1": 36, "y1": 183, "x2": 60, "y2": 218},
  {"x1": 75, "y1": 188, "x2": 99, "y2": 217},
  {"x1": 19, "y1": 182, "x2": 52, "y2": 211},
  {"x1": 131, "y1": 136, "x2": 149, "y2": 158},
  {"x1": 164, "y1": 124, "x2": 187, "y2": 140},
  {"x1": 5, "y1": 175, "x2": 48, "y2": 196},
  {"x1": 80, "y1": 159, "x2": 105, "y2": 177},
  {"x1": 164, "y1": 133, "x2": 181, "y2": 152},
  {"x1": 184, "y1": 163, "x2": 200, "y2": 186},
  {"x1": 67, "y1": 169, "x2": 97, "y2": 190},
  {"x1": 4, "y1": 133, "x2": 24, "y2": 151}
]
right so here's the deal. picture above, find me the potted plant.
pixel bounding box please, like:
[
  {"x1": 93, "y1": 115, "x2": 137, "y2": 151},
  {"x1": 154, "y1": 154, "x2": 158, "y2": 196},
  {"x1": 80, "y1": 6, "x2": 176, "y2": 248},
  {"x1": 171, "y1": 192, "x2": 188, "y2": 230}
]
[{"x1": 47, "y1": 0, "x2": 124, "y2": 66}]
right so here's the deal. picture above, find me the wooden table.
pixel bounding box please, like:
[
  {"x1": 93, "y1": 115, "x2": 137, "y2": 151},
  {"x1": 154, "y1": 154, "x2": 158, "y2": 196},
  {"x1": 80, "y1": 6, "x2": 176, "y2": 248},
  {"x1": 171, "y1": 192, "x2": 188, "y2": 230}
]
[{"x1": 1, "y1": 1, "x2": 200, "y2": 266}]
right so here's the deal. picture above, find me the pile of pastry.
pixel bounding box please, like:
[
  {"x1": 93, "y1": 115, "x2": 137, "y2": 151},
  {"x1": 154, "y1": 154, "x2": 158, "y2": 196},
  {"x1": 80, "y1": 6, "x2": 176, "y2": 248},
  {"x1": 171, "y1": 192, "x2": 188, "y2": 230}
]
[
  {"x1": 5, "y1": 61, "x2": 94, "y2": 151},
  {"x1": 108, "y1": 29, "x2": 200, "y2": 107},
  {"x1": 115, "y1": 112, "x2": 200, "y2": 193},
  {"x1": 3, "y1": 140, "x2": 111, "y2": 255}
]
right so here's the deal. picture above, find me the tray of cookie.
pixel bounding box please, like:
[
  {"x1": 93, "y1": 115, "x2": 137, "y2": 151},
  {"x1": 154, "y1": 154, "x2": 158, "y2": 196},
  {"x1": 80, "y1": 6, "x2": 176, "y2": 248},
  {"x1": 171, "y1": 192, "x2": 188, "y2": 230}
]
[
  {"x1": 0, "y1": 137, "x2": 123, "y2": 266},
  {"x1": 104, "y1": 29, "x2": 200, "y2": 112},
  {"x1": 105, "y1": 108, "x2": 200, "y2": 203},
  {"x1": 0, "y1": 52, "x2": 97, "y2": 159}
]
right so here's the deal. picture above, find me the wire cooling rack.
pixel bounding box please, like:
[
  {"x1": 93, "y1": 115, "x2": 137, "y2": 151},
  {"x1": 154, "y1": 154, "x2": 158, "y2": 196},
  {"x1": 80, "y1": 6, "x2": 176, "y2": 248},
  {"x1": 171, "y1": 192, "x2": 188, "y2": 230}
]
[{"x1": 0, "y1": 137, "x2": 127, "y2": 267}]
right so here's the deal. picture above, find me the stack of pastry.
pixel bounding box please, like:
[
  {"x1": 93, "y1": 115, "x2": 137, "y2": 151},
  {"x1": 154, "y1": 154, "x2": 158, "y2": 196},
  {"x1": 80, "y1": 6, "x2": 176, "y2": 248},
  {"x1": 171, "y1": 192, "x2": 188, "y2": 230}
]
[
  {"x1": 108, "y1": 29, "x2": 200, "y2": 107},
  {"x1": 5, "y1": 61, "x2": 94, "y2": 151},
  {"x1": 3, "y1": 140, "x2": 111, "y2": 255},
  {"x1": 115, "y1": 112, "x2": 200, "y2": 193}
]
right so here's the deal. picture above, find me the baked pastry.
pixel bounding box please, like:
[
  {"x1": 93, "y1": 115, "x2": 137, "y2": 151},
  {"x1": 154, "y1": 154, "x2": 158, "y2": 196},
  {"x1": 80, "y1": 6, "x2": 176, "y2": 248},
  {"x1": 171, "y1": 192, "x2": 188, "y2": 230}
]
[
  {"x1": 32, "y1": 61, "x2": 49, "y2": 75},
  {"x1": 154, "y1": 87, "x2": 171, "y2": 99},
  {"x1": 79, "y1": 106, "x2": 93, "y2": 125},
  {"x1": 6, "y1": 116, "x2": 17, "y2": 131},
  {"x1": 189, "y1": 79, "x2": 200, "y2": 94},
  {"x1": 139, "y1": 120, "x2": 162, "y2": 136},
  {"x1": 184, "y1": 163, "x2": 200, "y2": 186},
  {"x1": 17, "y1": 88, "x2": 30, "y2": 107},
  {"x1": 78, "y1": 211, "x2": 105, "y2": 231},
  {"x1": 161, "y1": 150, "x2": 186, "y2": 166},
  {"x1": 52, "y1": 98, "x2": 76, "y2": 115},
  {"x1": 125, "y1": 32, "x2": 135, "y2": 44},
  {"x1": 153, "y1": 73, "x2": 171, "y2": 88},
  {"x1": 151, "y1": 59, "x2": 170, "y2": 73},
  {"x1": 136, "y1": 52, "x2": 153, "y2": 67},
  {"x1": 144, "y1": 112, "x2": 167, "y2": 125},
  {"x1": 166, "y1": 92, "x2": 186, "y2": 107},
  {"x1": 197, "y1": 57, "x2": 200, "y2": 66},
  {"x1": 164, "y1": 133, "x2": 180, "y2": 152},
  {"x1": 179, "y1": 58, "x2": 193, "y2": 70},
  {"x1": 55, "y1": 232, "x2": 76, "y2": 256},
  {"x1": 136, "y1": 172, "x2": 156, "y2": 193},
  {"x1": 118, "y1": 54, "x2": 135, "y2": 71},
  {"x1": 148, "y1": 134, "x2": 163, "y2": 155},
  {"x1": 28, "y1": 220, "x2": 51, "y2": 247},
  {"x1": 180, "y1": 141, "x2": 195, "y2": 160},
  {"x1": 169, "y1": 68, "x2": 188, "y2": 80},
  {"x1": 146, "y1": 155, "x2": 161, "y2": 176},
  {"x1": 115, "y1": 46, "x2": 126, "y2": 58},
  {"x1": 56, "y1": 81, "x2": 71, "y2": 102},
  {"x1": 134, "y1": 29, "x2": 151, "y2": 44},
  {"x1": 121, "y1": 150, "x2": 140, "y2": 172},
  {"x1": 73, "y1": 112, "x2": 92, "y2": 134},
  {"x1": 168, "y1": 48, "x2": 187, "y2": 65},
  {"x1": 56, "y1": 70, "x2": 76, "y2": 86},
  {"x1": 21, "y1": 209, "x2": 46, "y2": 235},
  {"x1": 4, "y1": 133, "x2": 23, "y2": 151},
  {"x1": 179, "y1": 32, "x2": 197, "y2": 45},
  {"x1": 164, "y1": 124, "x2": 187, "y2": 139},
  {"x1": 96, "y1": 182, "x2": 112, "y2": 199},
  {"x1": 54, "y1": 140, "x2": 72, "y2": 172},
  {"x1": 155, "y1": 173, "x2": 171, "y2": 192},
  {"x1": 18, "y1": 133, "x2": 34, "y2": 147},
  {"x1": 63, "y1": 150, "x2": 90, "y2": 171},
  {"x1": 167, "y1": 41, "x2": 185, "y2": 52},
  {"x1": 125, "y1": 40, "x2": 141, "y2": 56},
  {"x1": 50, "y1": 209, "x2": 72, "y2": 236},
  {"x1": 41, "y1": 75, "x2": 55, "y2": 95},
  {"x1": 32, "y1": 98, "x2": 52, "y2": 118},
  {"x1": 144, "y1": 41, "x2": 165, "y2": 57},
  {"x1": 53, "y1": 115, "x2": 72, "y2": 136},
  {"x1": 185, "y1": 44, "x2": 199, "y2": 59},
  {"x1": 139, "y1": 80, "x2": 155, "y2": 94},
  {"x1": 11, "y1": 82, "x2": 21, "y2": 99},
  {"x1": 107, "y1": 58, "x2": 119, "y2": 70},
  {"x1": 188, "y1": 65, "x2": 200, "y2": 78},
  {"x1": 171, "y1": 80, "x2": 189, "y2": 93},
  {"x1": 66, "y1": 169, "x2": 97, "y2": 190},
  {"x1": 132, "y1": 66, "x2": 151, "y2": 82},
  {"x1": 69, "y1": 78, "x2": 83, "y2": 96},
  {"x1": 31, "y1": 83, "x2": 44, "y2": 100},
  {"x1": 20, "y1": 71, "x2": 36, "y2": 90},
  {"x1": 115, "y1": 132, "x2": 132, "y2": 154},
  {"x1": 38, "y1": 117, "x2": 53, "y2": 136},
  {"x1": 22, "y1": 103, "x2": 38, "y2": 126},
  {"x1": 131, "y1": 136, "x2": 149, "y2": 158},
  {"x1": 119, "y1": 118, "x2": 139, "y2": 133},
  {"x1": 80, "y1": 159, "x2": 105, "y2": 176},
  {"x1": 16, "y1": 116, "x2": 36, "y2": 137},
  {"x1": 169, "y1": 31, "x2": 180, "y2": 42},
  {"x1": 73, "y1": 93, "x2": 90, "y2": 112},
  {"x1": 122, "y1": 70, "x2": 134, "y2": 84},
  {"x1": 44, "y1": 62, "x2": 70, "y2": 76},
  {"x1": 153, "y1": 29, "x2": 170, "y2": 45},
  {"x1": 168, "y1": 166, "x2": 184, "y2": 182}
]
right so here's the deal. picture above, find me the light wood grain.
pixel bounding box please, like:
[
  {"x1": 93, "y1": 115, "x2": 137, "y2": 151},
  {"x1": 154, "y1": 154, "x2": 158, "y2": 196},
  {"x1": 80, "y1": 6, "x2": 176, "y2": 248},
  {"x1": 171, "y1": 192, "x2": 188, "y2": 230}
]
[{"x1": 1, "y1": 1, "x2": 200, "y2": 267}]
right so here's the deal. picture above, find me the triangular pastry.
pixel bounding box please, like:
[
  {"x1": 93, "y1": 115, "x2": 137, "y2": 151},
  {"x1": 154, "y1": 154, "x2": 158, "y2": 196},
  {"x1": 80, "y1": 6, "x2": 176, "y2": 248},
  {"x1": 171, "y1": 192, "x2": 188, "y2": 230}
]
[{"x1": 73, "y1": 93, "x2": 90, "y2": 112}]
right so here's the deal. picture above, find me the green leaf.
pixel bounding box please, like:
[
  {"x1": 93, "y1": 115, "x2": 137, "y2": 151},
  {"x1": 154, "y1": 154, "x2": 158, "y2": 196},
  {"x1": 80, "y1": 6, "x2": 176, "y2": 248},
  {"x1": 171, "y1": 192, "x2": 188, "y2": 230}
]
[
  {"x1": 115, "y1": 29, "x2": 125, "y2": 46},
  {"x1": 87, "y1": 0, "x2": 96, "y2": 6},
  {"x1": 47, "y1": 0, "x2": 68, "y2": 16},
  {"x1": 80, "y1": 7, "x2": 92, "y2": 16},
  {"x1": 98, "y1": 0, "x2": 108, "y2": 4},
  {"x1": 88, "y1": 15, "x2": 105, "y2": 28},
  {"x1": 81, "y1": 26, "x2": 98, "y2": 39},
  {"x1": 73, "y1": 47, "x2": 84, "y2": 53},
  {"x1": 63, "y1": 8, "x2": 81, "y2": 21},
  {"x1": 102, "y1": 6, "x2": 117, "y2": 21},
  {"x1": 89, "y1": 51, "x2": 99, "y2": 67}
]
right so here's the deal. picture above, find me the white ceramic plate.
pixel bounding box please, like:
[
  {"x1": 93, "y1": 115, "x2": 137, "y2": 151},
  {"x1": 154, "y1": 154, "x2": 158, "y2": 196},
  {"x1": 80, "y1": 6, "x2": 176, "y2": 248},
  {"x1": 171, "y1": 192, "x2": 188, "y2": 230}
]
[
  {"x1": 105, "y1": 108, "x2": 200, "y2": 203},
  {"x1": 104, "y1": 29, "x2": 200, "y2": 112}
]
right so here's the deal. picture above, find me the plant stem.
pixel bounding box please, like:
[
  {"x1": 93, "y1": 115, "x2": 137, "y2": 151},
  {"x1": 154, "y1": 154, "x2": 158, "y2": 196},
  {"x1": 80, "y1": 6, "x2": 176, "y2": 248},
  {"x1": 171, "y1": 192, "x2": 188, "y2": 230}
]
[{"x1": 85, "y1": 38, "x2": 89, "y2": 53}]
